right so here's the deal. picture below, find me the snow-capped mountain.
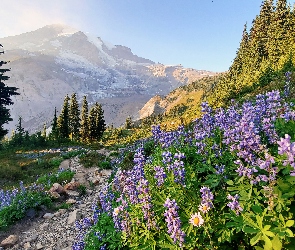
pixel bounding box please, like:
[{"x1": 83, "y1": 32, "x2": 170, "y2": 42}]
[{"x1": 0, "y1": 24, "x2": 216, "y2": 133}]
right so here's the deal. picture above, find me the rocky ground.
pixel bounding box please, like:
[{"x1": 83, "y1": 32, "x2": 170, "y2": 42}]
[{"x1": 0, "y1": 150, "x2": 113, "y2": 250}]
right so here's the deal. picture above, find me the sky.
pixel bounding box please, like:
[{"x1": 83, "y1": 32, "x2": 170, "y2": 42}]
[{"x1": 1, "y1": 0, "x2": 295, "y2": 72}]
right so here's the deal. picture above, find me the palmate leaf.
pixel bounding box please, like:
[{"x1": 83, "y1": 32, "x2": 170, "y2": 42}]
[{"x1": 250, "y1": 232, "x2": 262, "y2": 246}]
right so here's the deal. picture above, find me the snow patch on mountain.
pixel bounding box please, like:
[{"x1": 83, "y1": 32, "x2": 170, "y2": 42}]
[{"x1": 86, "y1": 34, "x2": 116, "y2": 66}]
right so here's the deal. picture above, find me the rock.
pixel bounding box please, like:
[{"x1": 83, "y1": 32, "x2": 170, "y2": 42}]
[
  {"x1": 39, "y1": 222, "x2": 49, "y2": 230},
  {"x1": 68, "y1": 209, "x2": 82, "y2": 224},
  {"x1": 59, "y1": 159, "x2": 71, "y2": 170},
  {"x1": 49, "y1": 183, "x2": 66, "y2": 194},
  {"x1": 26, "y1": 234, "x2": 38, "y2": 242},
  {"x1": 59, "y1": 209, "x2": 67, "y2": 214},
  {"x1": 0, "y1": 235, "x2": 19, "y2": 248},
  {"x1": 100, "y1": 169, "x2": 112, "y2": 177},
  {"x1": 23, "y1": 242, "x2": 31, "y2": 249},
  {"x1": 43, "y1": 213, "x2": 54, "y2": 219},
  {"x1": 66, "y1": 198, "x2": 76, "y2": 204},
  {"x1": 25, "y1": 208, "x2": 36, "y2": 218},
  {"x1": 64, "y1": 182, "x2": 80, "y2": 191},
  {"x1": 66, "y1": 190, "x2": 79, "y2": 197},
  {"x1": 36, "y1": 242, "x2": 44, "y2": 249},
  {"x1": 49, "y1": 191, "x2": 60, "y2": 199}
]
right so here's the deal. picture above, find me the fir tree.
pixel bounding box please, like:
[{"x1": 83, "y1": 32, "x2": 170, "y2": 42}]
[
  {"x1": 88, "y1": 102, "x2": 106, "y2": 141},
  {"x1": 50, "y1": 107, "x2": 58, "y2": 140},
  {"x1": 57, "y1": 95, "x2": 70, "y2": 139},
  {"x1": 14, "y1": 116, "x2": 25, "y2": 146},
  {"x1": 0, "y1": 44, "x2": 19, "y2": 140},
  {"x1": 80, "y1": 96, "x2": 89, "y2": 142},
  {"x1": 69, "y1": 93, "x2": 80, "y2": 140}
]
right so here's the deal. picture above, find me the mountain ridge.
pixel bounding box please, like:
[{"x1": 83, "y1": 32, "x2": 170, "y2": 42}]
[{"x1": 0, "y1": 24, "x2": 217, "y2": 133}]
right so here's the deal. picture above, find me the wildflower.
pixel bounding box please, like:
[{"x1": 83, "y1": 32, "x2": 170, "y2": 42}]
[
  {"x1": 154, "y1": 166, "x2": 166, "y2": 186},
  {"x1": 189, "y1": 212, "x2": 204, "y2": 227},
  {"x1": 164, "y1": 198, "x2": 185, "y2": 247},
  {"x1": 227, "y1": 194, "x2": 243, "y2": 215},
  {"x1": 200, "y1": 186, "x2": 214, "y2": 210},
  {"x1": 198, "y1": 203, "x2": 210, "y2": 214}
]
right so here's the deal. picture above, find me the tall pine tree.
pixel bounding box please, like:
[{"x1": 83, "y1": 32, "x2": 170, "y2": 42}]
[
  {"x1": 80, "y1": 96, "x2": 89, "y2": 142},
  {"x1": 57, "y1": 95, "x2": 70, "y2": 139},
  {"x1": 0, "y1": 44, "x2": 19, "y2": 140},
  {"x1": 69, "y1": 93, "x2": 80, "y2": 140},
  {"x1": 88, "y1": 102, "x2": 106, "y2": 141},
  {"x1": 50, "y1": 107, "x2": 58, "y2": 140}
]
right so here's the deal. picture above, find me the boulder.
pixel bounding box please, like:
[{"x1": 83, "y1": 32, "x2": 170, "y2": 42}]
[
  {"x1": 64, "y1": 182, "x2": 80, "y2": 191},
  {"x1": 0, "y1": 235, "x2": 19, "y2": 248},
  {"x1": 49, "y1": 183, "x2": 65, "y2": 194}
]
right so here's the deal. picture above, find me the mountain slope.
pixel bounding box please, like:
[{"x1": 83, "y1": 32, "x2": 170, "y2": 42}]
[{"x1": 0, "y1": 24, "x2": 216, "y2": 133}]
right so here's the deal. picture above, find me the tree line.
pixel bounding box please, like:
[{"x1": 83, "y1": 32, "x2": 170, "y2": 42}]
[
  {"x1": 207, "y1": 0, "x2": 295, "y2": 107},
  {"x1": 50, "y1": 93, "x2": 106, "y2": 143}
]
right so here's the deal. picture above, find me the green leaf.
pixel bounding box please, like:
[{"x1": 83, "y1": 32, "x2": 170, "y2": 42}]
[
  {"x1": 272, "y1": 234, "x2": 282, "y2": 250},
  {"x1": 252, "y1": 205, "x2": 263, "y2": 214},
  {"x1": 250, "y1": 233, "x2": 262, "y2": 246},
  {"x1": 286, "y1": 228, "x2": 294, "y2": 237},
  {"x1": 243, "y1": 226, "x2": 259, "y2": 234},
  {"x1": 263, "y1": 235, "x2": 273, "y2": 250},
  {"x1": 226, "y1": 180, "x2": 234, "y2": 185},
  {"x1": 286, "y1": 220, "x2": 294, "y2": 227}
]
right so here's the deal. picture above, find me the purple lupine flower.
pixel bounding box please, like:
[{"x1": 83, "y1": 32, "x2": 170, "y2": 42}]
[
  {"x1": 163, "y1": 198, "x2": 185, "y2": 247},
  {"x1": 199, "y1": 187, "x2": 214, "y2": 212},
  {"x1": 167, "y1": 158, "x2": 186, "y2": 186},
  {"x1": 154, "y1": 166, "x2": 166, "y2": 186},
  {"x1": 215, "y1": 164, "x2": 225, "y2": 175},
  {"x1": 277, "y1": 134, "x2": 295, "y2": 175},
  {"x1": 113, "y1": 195, "x2": 130, "y2": 233},
  {"x1": 137, "y1": 178, "x2": 155, "y2": 229},
  {"x1": 162, "y1": 151, "x2": 173, "y2": 164},
  {"x1": 227, "y1": 194, "x2": 243, "y2": 215}
]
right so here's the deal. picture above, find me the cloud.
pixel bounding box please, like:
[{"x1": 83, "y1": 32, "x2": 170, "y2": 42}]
[{"x1": 0, "y1": 0, "x2": 86, "y2": 37}]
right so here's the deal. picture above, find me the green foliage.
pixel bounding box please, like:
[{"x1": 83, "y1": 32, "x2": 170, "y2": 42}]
[
  {"x1": 77, "y1": 184, "x2": 87, "y2": 196},
  {"x1": 84, "y1": 212, "x2": 124, "y2": 250},
  {"x1": 79, "y1": 150, "x2": 110, "y2": 169},
  {"x1": 36, "y1": 169, "x2": 75, "y2": 188},
  {"x1": 0, "y1": 190, "x2": 52, "y2": 230}
]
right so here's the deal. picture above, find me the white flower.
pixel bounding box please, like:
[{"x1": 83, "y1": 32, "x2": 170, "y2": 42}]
[{"x1": 189, "y1": 212, "x2": 204, "y2": 227}]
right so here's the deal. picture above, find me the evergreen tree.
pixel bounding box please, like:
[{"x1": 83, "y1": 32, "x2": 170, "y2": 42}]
[
  {"x1": 69, "y1": 93, "x2": 80, "y2": 140},
  {"x1": 13, "y1": 116, "x2": 25, "y2": 146},
  {"x1": 125, "y1": 116, "x2": 133, "y2": 129},
  {"x1": 0, "y1": 44, "x2": 19, "y2": 140},
  {"x1": 267, "y1": 0, "x2": 289, "y2": 64},
  {"x1": 80, "y1": 96, "x2": 89, "y2": 142},
  {"x1": 88, "y1": 102, "x2": 106, "y2": 141},
  {"x1": 57, "y1": 95, "x2": 70, "y2": 139},
  {"x1": 50, "y1": 107, "x2": 58, "y2": 140}
]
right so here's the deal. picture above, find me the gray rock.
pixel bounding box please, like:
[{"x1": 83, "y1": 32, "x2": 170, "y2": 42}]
[
  {"x1": 67, "y1": 209, "x2": 82, "y2": 224},
  {"x1": 43, "y1": 213, "x2": 54, "y2": 219}
]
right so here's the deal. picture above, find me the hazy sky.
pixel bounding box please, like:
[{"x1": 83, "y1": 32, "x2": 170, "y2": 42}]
[{"x1": 1, "y1": 0, "x2": 294, "y2": 72}]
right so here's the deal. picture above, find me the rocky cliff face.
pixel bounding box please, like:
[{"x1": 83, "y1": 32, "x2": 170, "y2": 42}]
[{"x1": 0, "y1": 24, "x2": 216, "y2": 133}]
